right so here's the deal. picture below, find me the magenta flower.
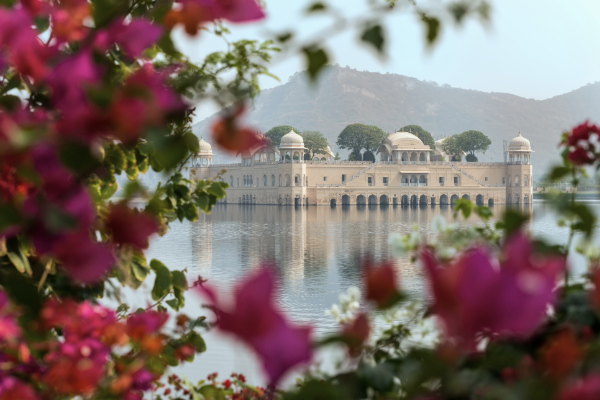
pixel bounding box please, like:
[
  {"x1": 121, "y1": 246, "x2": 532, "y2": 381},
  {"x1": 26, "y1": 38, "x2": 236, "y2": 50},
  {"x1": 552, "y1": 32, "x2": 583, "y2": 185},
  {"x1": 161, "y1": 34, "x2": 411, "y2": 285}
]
[
  {"x1": 96, "y1": 19, "x2": 163, "y2": 59},
  {"x1": 560, "y1": 374, "x2": 600, "y2": 400},
  {"x1": 198, "y1": 268, "x2": 313, "y2": 386},
  {"x1": 126, "y1": 310, "x2": 169, "y2": 341},
  {"x1": 0, "y1": 291, "x2": 21, "y2": 343},
  {"x1": 106, "y1": 204, "x2": 159, "y2": 250},
  {"x1": 0, "y1": 8, "x2": 52, "y2": 81},
  {"x1": 0, "y1": 376, "x2": 39, "y2": 400},
  {"x1": 421, "y1": 233, "x2": 565, "y2": 350}
]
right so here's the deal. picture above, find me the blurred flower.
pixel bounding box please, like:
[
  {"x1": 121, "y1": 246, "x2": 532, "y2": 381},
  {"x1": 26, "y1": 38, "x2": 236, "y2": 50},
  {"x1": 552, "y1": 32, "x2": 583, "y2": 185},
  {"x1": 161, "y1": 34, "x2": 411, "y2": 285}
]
[
  {"x1": 106, "y1": 205, "x2": 159, "y2": 250},
  {"x1": 51, "y1": 0, "x2": 90, "y2": 42},
  {"x1": 341, "y1": 312, "x2": 370, "y2": 357},
  {"x1": 325, "y1": 286, "x2": 360, "y2": 323},
  {"x1": 126, "y1": 310, "x2": 169, "y2": 341},
  {"x1": 540, "y1": 329, "x2": 582, "y2": 380},
  {"x1": 165, "y1": 0, "x2": 265, "y2": 35},
  {"x1": 197, "y1": 267, "x2": 313, "y2": 386},
  {"x1": 43, "y1": 339, "x2": 109, "y2": 395},
  {"x1": 590, "y1": 268, "x2": 600, "y2": 311},
  {"x1": 211, "y1": 104, "x2": 268, "y2": 154},
  {"x1": 421, "y1": 232, "x2": 565, "y2": 350},
  {"x1": 0, "y1": 376, "x2": 39, "y2": 400},
  {"x1": 560, "y1": 374, "x2": 600, "y2": 400},
  {"x1": 563, "y1": 121, "x2": 600, "y2": 166},
  {"x1": 0, "y1": 164, "x2": 32, "y2": 202},
  {"x1": 363, "y1": 258, "x2": 400, "y2": 309},
  {"x1": 388, "y1": 225, "x2": 421, "y2": 256},
  {"x1": 0, "y1": 8, "x2": 52, "y2": 81},
  {"x1": 0, "y1": 291, "x2": 21, "y2": 343},
  {"x1": 110, "y1": 64, "x2": 186, "y2": 143},
  {"x1": 95, "y1": 19, "x2": 162, "y2": 59}
]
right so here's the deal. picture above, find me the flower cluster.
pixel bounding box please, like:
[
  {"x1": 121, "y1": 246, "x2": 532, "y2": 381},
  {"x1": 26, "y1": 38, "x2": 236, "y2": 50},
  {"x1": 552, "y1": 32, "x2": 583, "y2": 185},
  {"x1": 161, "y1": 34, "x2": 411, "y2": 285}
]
[{"x1": 562, "y1": 121, "x2": 600, "y2": 165}]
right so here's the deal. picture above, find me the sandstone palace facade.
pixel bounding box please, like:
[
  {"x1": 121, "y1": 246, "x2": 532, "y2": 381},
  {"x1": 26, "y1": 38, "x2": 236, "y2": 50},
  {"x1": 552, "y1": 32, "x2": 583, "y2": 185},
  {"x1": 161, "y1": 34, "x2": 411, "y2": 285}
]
[{"x1": 189, "y1": 130, "x2": 533, "y2": 207}]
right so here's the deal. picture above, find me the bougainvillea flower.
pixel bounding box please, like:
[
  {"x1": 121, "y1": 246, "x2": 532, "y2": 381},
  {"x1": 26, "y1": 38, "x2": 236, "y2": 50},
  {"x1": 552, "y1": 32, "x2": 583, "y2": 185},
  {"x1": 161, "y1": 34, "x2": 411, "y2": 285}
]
[
  {"x1": 43, "y1": 339, "x2": 109, "y2": 395},
  {"x1": 211, "y1": 104, "x2": 268, "y2": 154},
  {"x1": 126, "y1": 310, "x2": 169, "y2": 341},
  {"x1": 106, "y1": 205, "x2": 159, "y2": 249},
  {"x1": 166, "y1": 0, "x2": 265, "y2": 35},
  {"x1": 0, "y1": 8, "x2": 51, "y2": 81},
  {"x1": 341, "y1": 312, "x2": 370, "y2": 357},
  {"x1": 110, "y1": 65, "x2": 186, "y2": 143},
  {"x1": 0, "y1": 164, "x2": 32, "y2": 202},
  {"x1": 197, "y1": 268, "x2": 313, "y2": 385},
  {"x1": 560, "y1": 374, "x2": 600, "y2": 400},
  {"x1": 51, "y1": 0, "x2": 91, "y2": 42},
  {"x1": 363, "y1": 258, "x2": 400, "y2": 308},
  {"x1": 53, "y1": 232, "x2": 116, "y2": 283},
  {"x1": 421, "y1": 232, "x2": 565, "y2": 350},
  {"x1": 0, "y1": 291, "x2": 21, "y2": 343},
  {"x1": 49, "y1": 50, "x2": 101, "y2": 112},
  {"x1": 562, "y1": 121, "x2": 600, "y2": 166},
  {"x1": 0, "y1": 376, "x2": 39, "y2": 400},
  {"x1": 96, "y1": 19, "x2": 162, "y2": 59},
  {"x1": 540, "y1": 329, "x2": 582, "y2": 380}
]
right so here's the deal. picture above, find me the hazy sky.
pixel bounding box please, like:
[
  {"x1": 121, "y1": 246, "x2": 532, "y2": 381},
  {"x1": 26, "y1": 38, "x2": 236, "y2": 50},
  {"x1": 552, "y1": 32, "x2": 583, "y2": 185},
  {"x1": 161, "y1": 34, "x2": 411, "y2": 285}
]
[{"x1": 175, "y1": 0, "x2": 600, "y2": 121}]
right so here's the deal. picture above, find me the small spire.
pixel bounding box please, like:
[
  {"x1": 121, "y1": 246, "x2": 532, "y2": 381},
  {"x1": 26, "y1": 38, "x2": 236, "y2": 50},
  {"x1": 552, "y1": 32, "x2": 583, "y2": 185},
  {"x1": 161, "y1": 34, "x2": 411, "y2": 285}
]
[{"x1": 518, "y1": 130, "x2": 522, "y2": 137}]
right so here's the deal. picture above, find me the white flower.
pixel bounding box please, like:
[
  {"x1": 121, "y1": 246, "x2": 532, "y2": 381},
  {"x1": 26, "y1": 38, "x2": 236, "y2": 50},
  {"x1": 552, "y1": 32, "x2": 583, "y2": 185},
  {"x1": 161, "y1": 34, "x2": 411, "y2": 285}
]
[{"x1": 431, "y1": 215, "x2": 447, "y2": 233}]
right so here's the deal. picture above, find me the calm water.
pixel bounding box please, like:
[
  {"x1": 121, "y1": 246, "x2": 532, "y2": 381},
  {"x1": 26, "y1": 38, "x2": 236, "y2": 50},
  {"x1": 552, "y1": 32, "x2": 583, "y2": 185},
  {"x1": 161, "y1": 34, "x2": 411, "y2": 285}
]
[{"x1": 141, "y1": 201, "x2": 593, "y2": 385}]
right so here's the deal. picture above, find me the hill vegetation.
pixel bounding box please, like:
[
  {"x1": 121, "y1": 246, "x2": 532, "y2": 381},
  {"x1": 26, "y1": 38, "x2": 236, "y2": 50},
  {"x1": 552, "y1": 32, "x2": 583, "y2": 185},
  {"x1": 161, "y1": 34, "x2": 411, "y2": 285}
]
[{"x1": 193, "y1": 65, "x2": 600, "y2": 171}]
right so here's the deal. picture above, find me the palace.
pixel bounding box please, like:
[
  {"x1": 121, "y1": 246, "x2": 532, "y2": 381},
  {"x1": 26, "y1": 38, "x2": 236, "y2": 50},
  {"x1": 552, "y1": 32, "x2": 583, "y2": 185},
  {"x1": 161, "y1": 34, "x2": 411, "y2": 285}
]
[{"x1": 189, "y1": 130, "x2": 533, "y2": 207}]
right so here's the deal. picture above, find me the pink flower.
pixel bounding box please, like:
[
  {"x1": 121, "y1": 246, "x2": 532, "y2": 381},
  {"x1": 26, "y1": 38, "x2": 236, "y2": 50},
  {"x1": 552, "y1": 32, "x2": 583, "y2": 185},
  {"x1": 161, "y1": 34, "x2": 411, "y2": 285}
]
[
  {"x1": 0, "y1": 376, "x2": 39, "y2": 400},
  {"x1": 0, "y1": 291, "x2": 21, "y2": 343},
  {"x1": 126, "y1": 310, "x2": 169, "y2": 341},
  {"x1": 105, "y1": 205, "x2": 159, "y2": 249},
  {"x1": 41, "y1": 299, "x2": 117, "y2": 342},
  {"x1": 560, "y1": 374, "x2": 600, "y2": 400},
  {"x1": 363, "y1": 259, "x2": 400, "y2": 308},
  {"x1": 0, "y1": 8, "x2": 52, "y2": 81},
  {"x1": 421, "y1": 232, "x2": 565, "y2": 350},
  {"x1": 211, "y1": 104, "x2": 268, "y2": 154},
  {"x1": 197, "y1": 268, "x2": 313, "y2": 386},
  {"x1": 109, "y1": 64, "x2": 186, "y2": 143},
  {"x1": 50, "y1": 0, "x2": 91, "y2": 42},
  {"x1": 166, "y1": 0, "x2": 265, "y2": 35},
  {"x1": 341, "y1": 312, "x2": 370, "y2": 357},
  {"x1": 563, "y1": 121, "x2": 600, "y2": 166},
  {"x1": 96, "y1": 19, "x2": 163, "y2": 59},
  {"x1": 43, "y1": 339, "x2": 109, "y2": 395}
]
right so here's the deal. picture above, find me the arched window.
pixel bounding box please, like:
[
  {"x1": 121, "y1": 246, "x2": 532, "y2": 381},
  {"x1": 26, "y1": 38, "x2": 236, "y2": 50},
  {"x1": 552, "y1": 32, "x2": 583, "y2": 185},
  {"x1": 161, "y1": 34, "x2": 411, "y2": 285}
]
[
  {"x1": 229, "y1": 176, "x2": 233, "y2": 186},
  {"x1": 279, "y1": 174, "x2": 282, "y2": 186},
  {"x1": 264, "y1": 175, "x2": 267, "y2": 186},
  {"x1": 524, "y1": 175, "x2": 529, "y2": 187},
  {"x1": 271, "y1": 175, "x2": 275, "y2": 186},
  {"x1": 237, "y1": 178, "x2": 239, "y2": 187}
]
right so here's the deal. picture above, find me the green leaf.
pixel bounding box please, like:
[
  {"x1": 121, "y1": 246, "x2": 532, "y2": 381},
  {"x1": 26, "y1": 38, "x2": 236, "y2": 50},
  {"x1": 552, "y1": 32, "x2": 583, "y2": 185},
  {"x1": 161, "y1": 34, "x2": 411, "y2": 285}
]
[
  {"x1": 6, "y1": 237, "x2": 31, "y2": 275},
  {"x1": 209, "y1": 182, "x2": 227, "y2": 199},
  {"x1": 100, "y1": 181, "x2": 118, "y2": 199},
  {"x1": 0, "y1": 95, "x2": 21, "y2": 111},
  {"x1": 0, "y1": 204, "x2": 21, "y2": 231},
  {"x1": 360, "y1": 362, "x2": 395, "y2": 393},
  {"x1": 132, "y1": 253, "x2": 150, "y2": 282},
  {"x1": 60, "y1": 141, "x2": 101, "y2": 176},
  {"x1": 497, "y1": 209, "x2": 528, "y2": 236},
  {"x1": 306, "y1": 2, "x2": 327, "y2": 12},
  {"x1": 91, "y1": 0, "x2": 130, "y2": 27},
  {"x1": 187, "y1": 331, "x2": 207, "y2": 353},
  {"x1": 161, "y1": 344, "x2": 179, "y2": 366},
  {"x1": 34, "y1": 16, "x2": 50, "y2": 33},
  {"x1": 569, "y1": 203, "x2": 597, "y2": 238},
  {"x1": 453, "y1": 198, "x2": 473, "y2": 219},
  {"x1": 474, "y1": 205, "x2": 493, "y2": 221},
  {"x1": 171, "y1": 270, "x2": 187, "y2": 290},
  {"x1": 276, "y1": 31, "x2": 293, "y2": 43},
  {"x1": 150, "y1": 259, "x2": 172, "y2": 300},
  {"x1": 549, "y1": 165, "x2": 571, "y2": 181},
  {"x1": 181, "y1": 202, "x2": 199, "y2": 222},
  {"x1": 360, "y1": 24, "x2": 385, "y2": 54},
  {"x1": 105, "y1": 145, "x2": 127, "y2": 175},
  {"x1": 421, "y1": 15, "x2": 441, "y2": 45},
  {"x1": 183, "y1": 132, "x2": 200, "y2": 153},
  {"x1": 0, "y1": 268, "x2": 41, "y2": 315},
  {"x1": 198, "y1": 385, "x2": 227, "y2": 400},
  {"x1": 302, "y1": 46, "x2": 329, "y2": 81},
  {"x1": 166, "y1": 298, "x2": 180, "y2": 311},
  {"x1": 196, "y1": 195, "x2": 210, "y2": 213}
]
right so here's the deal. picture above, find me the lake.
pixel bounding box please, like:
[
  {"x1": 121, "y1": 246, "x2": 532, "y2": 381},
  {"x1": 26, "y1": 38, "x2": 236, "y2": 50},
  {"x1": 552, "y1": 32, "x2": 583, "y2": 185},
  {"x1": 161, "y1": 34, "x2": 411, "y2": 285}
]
[{"x1": 142, "y1": 200, "x2": 592, "y2": 385}]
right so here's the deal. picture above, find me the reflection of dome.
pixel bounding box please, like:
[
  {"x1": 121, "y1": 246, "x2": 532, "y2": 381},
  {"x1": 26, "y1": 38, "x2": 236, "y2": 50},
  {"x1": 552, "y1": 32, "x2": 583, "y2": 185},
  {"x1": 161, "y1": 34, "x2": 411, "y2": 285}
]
[
  {"x1": 279, "y1": 129, "x2": 305, "y2": 148},
  {"x1": 386, "y1": 131, "x2": 424, "y2": 146},
  {"x1": 509, "y1": 131, "x2": 532, "y2": 151},
  {"x1": 198, "y1": 137, "x2": 213, "y2": 155}
]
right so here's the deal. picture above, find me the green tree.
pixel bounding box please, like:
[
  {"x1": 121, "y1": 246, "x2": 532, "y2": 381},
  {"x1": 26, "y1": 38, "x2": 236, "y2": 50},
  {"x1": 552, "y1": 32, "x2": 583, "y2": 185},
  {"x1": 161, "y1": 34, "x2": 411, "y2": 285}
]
[
  {"x1": 301, "y1": 131, "x2": 329, "y2": 159},
  {"x1": 441, "y1": 136, "x2": 463, "y2": 161},
  {"x1": 334, "y1": 152, "x2": 341, "y2": 160},
  {"x1": 337, "y1": 123, "x2": 386, "y2": 160},
  {"x1": 456, "y1": 130, "x2": 491, "y2": 158},
  {"x1": 265, "y1": 125, "x2": 301, "y2": 146},
  {"x1": 402, "y1": 125, "x2": 436, "y2": 151}
]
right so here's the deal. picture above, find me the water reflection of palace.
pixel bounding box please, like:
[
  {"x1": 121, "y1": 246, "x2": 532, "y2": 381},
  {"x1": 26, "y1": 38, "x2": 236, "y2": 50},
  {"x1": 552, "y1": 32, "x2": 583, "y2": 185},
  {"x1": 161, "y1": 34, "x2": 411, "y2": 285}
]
[
  {"x1": 190, "y1": 130, "x2": 534, "y2": 207},
  {"x1": 189, "y1": 204, "x2": 532, "y2": 298}
]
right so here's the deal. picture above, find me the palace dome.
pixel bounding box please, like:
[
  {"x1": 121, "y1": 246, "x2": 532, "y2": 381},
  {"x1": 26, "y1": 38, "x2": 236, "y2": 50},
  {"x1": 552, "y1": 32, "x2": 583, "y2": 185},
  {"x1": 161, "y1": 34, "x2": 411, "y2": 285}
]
[
  {"x1": 280, "y1": 129, "x2": 305, "y2": 148},
  {"x1": 198, "y1": 137, "x2": 213, "y2": 155},
  {"x1": 508, "y1": 132, "x2": 532, "y2": 152},
  {"x1": 387, "y1": 131, "x2": 424, "y2": 146}
]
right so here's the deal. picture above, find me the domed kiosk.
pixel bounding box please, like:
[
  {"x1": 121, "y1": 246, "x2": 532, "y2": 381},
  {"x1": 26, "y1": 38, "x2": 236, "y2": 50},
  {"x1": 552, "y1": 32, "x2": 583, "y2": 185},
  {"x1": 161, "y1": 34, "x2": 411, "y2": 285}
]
[
  {"x1": 507, "y1": 131, "x2": 533, "y2": 164},
  {"x1": 197, "y1": 137, "x2": 213, "y2": 166},
  {"x1": 506, "y1": 131, "x2": 533, "y2": 206},
  {"x1": 377, "y1": 131, "x2": 432, "y2": 163},
  {"x1": 279, "y1": 129, "x2": 306, "y2": 162}
]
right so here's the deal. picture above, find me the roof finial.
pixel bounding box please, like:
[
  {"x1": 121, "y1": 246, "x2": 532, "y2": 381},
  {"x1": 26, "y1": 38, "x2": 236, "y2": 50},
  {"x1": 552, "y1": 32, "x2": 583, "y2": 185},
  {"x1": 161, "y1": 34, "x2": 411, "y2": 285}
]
[{"x1": 518, "y1": 130, "x2": 522, "y2": 137}]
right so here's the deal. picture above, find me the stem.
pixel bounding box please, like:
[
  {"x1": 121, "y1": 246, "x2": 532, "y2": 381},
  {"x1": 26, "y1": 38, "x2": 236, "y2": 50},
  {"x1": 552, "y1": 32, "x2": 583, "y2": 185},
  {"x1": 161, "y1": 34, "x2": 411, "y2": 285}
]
[{"x1": 37, "y1": 259, "x2": 52, "y2": 292}]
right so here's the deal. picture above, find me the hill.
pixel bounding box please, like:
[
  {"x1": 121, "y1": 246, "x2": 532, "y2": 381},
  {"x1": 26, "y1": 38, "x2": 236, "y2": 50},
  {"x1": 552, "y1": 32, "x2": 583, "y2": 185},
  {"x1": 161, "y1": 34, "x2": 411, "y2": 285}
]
[{"x1": 193, "y1": 65, "x2": 600, "y2": 172}]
